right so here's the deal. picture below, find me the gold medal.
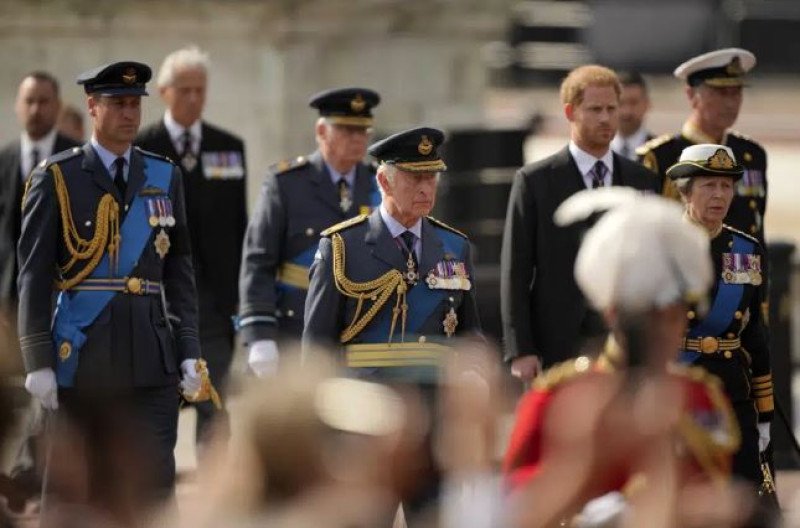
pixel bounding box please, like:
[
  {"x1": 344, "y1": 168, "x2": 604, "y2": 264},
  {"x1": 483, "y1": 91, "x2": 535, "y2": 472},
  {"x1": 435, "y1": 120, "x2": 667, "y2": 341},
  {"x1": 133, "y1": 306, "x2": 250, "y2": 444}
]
[
  {"x1": 443, "y1": 307, "x2": 458, "y2": 338},
  {"x1": 154, "y1": 228, "x2": 171, "y2": 259}
]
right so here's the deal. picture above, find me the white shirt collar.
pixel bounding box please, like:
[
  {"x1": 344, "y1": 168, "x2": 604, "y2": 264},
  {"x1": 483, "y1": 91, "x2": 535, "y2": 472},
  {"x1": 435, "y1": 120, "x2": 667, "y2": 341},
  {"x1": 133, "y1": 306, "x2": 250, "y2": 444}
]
[
  {"x1": 163, "y1": 111, "x2": 202, "y2": 150},
  {"x1": 379, "y1": 204, "x2": 422, "y2": 240},
  {"x1": 568, "y1": 141, "x2": 614, "y2": 188},
  {"x1": 20, "y1": 127, "x2": 58, "y2": 175},
  {"x1": 90, "y1": 136, "x2": 131, "y2": 176},
  {"x1": 611, "y1": 126, "x2": 649, "y2": 157}
]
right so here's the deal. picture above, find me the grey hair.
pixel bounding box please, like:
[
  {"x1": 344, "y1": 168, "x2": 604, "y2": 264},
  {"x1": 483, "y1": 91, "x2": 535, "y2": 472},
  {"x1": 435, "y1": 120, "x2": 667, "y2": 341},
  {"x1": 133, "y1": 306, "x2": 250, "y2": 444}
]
[
  {"x1": 673, "y1": 177, "x2": 693, "y2": 203},
  {"x1": 377, "y1": 163, "x2": 396, "y2": 197},
  {"x1": 157, "y1": 46, "x2": 210, "y2": 88}
]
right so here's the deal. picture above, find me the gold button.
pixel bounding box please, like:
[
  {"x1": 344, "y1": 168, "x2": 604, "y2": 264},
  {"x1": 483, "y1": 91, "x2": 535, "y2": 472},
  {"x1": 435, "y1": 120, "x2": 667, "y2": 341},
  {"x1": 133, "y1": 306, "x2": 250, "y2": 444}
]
[
  {"x1": 448, "y1": 297, "x2": 454, "y2": 302},
  {"x1": 749, "y1": 200, "x2": 757, "y2": 209},
  {"x1": 724, "y1": 351, "x2": 733, "y2": 359},
  {"x1": 126, "y1": 277, "x2": 142, "y2": 294},
  {"x1": 727, "y1": 332, "x2": 735, "y2": 339},
  {"x1": 286, "y1": 309, "x2": 295, "y2": 317},
  {"x1": 750, "y1": 225, "x2": 757, "y2": 234},
  {"x1": 58, "y1": 341, "x2": 72, "y2": 361},
  {"x1": 305, "y1": 228, "x2": 315, "y2": 237},
  {"x1": 686, "y1": 310, "x2": 696, "y2": 320},
  {"x1": 734, "y1": 311, "x2": 742, "y2": 320},
  {"x1": 728, "y1": 241, "x2": 733, "y2": 248},
  {"x1": 700, "y1": 336, "x2": 719, "y2": 353},
  {"x1": 418, "y1": 336, "x2": 426, "y2": 343}
]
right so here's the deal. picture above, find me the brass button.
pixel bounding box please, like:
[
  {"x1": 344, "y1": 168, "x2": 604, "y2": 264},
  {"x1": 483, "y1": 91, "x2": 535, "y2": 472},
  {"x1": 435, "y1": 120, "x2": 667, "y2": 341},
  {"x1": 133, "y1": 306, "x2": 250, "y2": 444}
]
[
  {"x1": 700, "y1": 336, "x2": 719, "y2": 353},
  {"x1": 734, "y1": 310, "x2": 743, "y2": 320},
  {"x1": 59, "y1": 341, "x2": 72, "y2": 361},
  {"x1": 686, "y1": 310, "x2": 696, "y2": 320},
  {"x1": 305, "y1": 228, "x2": 315, "y2": 237},
  {"x1": 724, "y1": 351, "x2": 733, "y2": 359},
  {"x1": 418, "y1": 335, "x2": 426, "y2": 343},
  {"x1": 727, "y1": 332, "x2": 735, "y2": 339},
  {"x1": 749, "y1": 200, "x2": 757, "y2": 210},
  {"x1": 126, "y1": 277, "x2": 142, "y2": 294},
  {"x1": 286, "y1": 309, "x2": 295, "y2": 317},
  {"x1": 750, "y1": 225, "x2": 757, "y2": 234},
  {"x1": 448, "y1": 296, "x2": 454, "y2": 302},
  {"x1": 728, "y1": 241, "x2": 734, "y2": 248}
]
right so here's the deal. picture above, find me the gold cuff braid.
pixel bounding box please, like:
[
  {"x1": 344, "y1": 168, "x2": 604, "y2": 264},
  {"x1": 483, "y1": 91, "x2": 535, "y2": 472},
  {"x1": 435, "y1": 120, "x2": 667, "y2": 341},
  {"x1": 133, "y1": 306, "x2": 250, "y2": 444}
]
[{"x1": 331, "y1": 233, "x2": 408, "y2": 344}]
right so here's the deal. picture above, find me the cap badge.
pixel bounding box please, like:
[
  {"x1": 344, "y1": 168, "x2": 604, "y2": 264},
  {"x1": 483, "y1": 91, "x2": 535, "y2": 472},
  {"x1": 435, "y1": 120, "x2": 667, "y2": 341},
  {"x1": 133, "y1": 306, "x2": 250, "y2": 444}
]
[
  {"x1": 726, "y1": 57, "x2": 744, "y2": 76},
  {"x1": 418, "y1": 135, "x2": 433, "y2": 156},
  {"x1": 707, "y1": 148, "x2": 735, "y2": 170},
  {"x1": 350, "y1": 93, "x2": 366, "y2": 113},
  {"x1": 122, "y1": 68, "x2": 137, "y2": 85}
]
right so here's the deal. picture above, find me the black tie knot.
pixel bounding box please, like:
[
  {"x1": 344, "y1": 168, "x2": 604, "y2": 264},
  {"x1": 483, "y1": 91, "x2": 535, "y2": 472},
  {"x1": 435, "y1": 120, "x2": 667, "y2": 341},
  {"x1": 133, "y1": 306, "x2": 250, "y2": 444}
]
[
  {"x1": 591, "y1": 160, "x2": 608, "y2": 188},
  {"x1": 400, "y1": 231, "x2": 416, "y2": 253}
]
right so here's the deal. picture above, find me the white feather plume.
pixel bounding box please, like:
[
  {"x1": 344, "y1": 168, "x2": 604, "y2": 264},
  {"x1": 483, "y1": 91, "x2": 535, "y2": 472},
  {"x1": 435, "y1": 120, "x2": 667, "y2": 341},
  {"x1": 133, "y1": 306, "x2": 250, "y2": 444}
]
[{"x1": 554, "y1": 187, "x2": 641, "y2": 226}]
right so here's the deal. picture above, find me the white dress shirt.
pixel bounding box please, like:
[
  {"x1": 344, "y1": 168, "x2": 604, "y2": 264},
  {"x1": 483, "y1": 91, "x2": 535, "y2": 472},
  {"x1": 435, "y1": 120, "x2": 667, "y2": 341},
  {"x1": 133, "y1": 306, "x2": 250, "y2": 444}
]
[
  {"x1": 164, "y1": 111, "x2": 202, "y2": 155},
  {"x1": 568, "y1": 141, "x2": 614, "y2": 189},
  {"x1": 20, "y1": 127, "x2": 58, "y2": 180}
]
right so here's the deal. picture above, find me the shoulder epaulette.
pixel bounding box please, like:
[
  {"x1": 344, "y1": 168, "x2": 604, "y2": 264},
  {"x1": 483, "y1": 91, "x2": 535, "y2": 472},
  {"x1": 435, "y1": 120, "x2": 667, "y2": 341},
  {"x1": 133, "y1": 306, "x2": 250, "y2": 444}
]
[
  {"x1": 271, "y1": 156, "x2": 309, "y2": 175},
  {"x1": 321, "y1": 214, "x2": 368, "y2": 237},
  {"x1": 135, "y1": 146, "x2": 175, "y2": 166},
  {"x1": 43, "y1": 146, "x2": 83, "y2": 167},
  {"x1": 722, "y1": 224, "x2": 760, "y2": 246},
  {"x1": 426, "y1": 216, "x2": 468, "y2": 239},
  {"x1": 635, "y1": 133, "x2": 674, "y2": 156},
  {"x1": 533, "y1": 356, "x2": 594, "y2": 391}
]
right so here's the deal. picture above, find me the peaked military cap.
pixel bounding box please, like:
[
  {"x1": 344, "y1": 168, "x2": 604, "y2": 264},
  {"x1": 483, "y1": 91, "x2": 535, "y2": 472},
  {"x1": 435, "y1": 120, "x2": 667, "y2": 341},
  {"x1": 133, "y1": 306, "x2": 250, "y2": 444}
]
[
  {"x1": 77, "y1": 61, "x2": 152, "y2": 96},
  {"x1": 674, "y1": 48, "x2": 756, "y2": 87},
  {"x1": 368, "y1": 126, "x2": 447, "y2": 173},
  {"x1": 309, "y1": 87, "x2": 380, "y2": 127},
  {"x1": 666, "y1": 144, "x2": 744, "y2": 181}
]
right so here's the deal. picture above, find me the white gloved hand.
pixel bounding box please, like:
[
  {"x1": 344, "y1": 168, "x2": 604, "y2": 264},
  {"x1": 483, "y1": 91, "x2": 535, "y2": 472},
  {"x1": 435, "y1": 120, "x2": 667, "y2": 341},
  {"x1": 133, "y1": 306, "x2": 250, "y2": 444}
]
[
  {"x1": 758, "y1": 422, "x2": 771, "y2": 452},
  {"x1": 248, "y1": 340, "x2": 279, "y2": 377},
  {"x1": 24, "y1": 368, "x2": 58, "y2": 410},
  {"x1": 179, "y1": 359, "x2": 202, "y2": 398}
]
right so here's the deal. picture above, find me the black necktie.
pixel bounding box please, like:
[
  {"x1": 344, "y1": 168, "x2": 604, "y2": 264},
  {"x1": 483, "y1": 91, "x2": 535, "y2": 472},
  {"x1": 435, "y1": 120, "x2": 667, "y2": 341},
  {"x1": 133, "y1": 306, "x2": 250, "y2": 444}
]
[
  {"x1": 591, "y1": 160, "x2": 608, "y2": 189},
  {"x1": 31, "y1": 148, "x2": 40, "y2": 170},
  {"x1": 181, "y1": 130, "x2": 197, "y2": 172},
  {"x1": 113, "y1": 157, "x2": 127, "y2": 198},
  {"x1": 400, "y1": 231, "x2": 418, "y2": 268},
  {"x1": 338, "y1": 178, "x2": 351, "y2": 213}
]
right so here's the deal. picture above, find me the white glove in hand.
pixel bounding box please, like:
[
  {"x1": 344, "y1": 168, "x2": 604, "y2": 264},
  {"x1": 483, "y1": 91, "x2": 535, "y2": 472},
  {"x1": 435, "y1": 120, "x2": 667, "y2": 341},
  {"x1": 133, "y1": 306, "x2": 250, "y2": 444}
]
[
  {"x1": 248, "y1": 340, "x2": 279, "y2": 377},
  {"x1": 24, "y1": 368, "x2": 58, "y2": 410},
  {"x1": 758, "y1": 422, "x2": 771, "y2": 453},
  {"x1": 179, "y1": 359, "x2": 202, "y2": 398}
]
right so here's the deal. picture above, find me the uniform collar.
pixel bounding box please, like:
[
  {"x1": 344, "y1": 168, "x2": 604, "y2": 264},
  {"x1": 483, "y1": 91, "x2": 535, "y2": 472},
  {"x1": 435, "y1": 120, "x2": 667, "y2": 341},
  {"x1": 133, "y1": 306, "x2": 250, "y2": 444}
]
[
  {"x1": 682, "y1": 120, "x2": 729, "y2": 145},
  {"x1": 90, "y1": 136, "x2": 132, "y2": 173},
  {"x1": 379, "y1": 204, "x2": 422, "y2": 240},
  {"x1": 324, "y1": 159, "x2": 356, "y2": 188}
]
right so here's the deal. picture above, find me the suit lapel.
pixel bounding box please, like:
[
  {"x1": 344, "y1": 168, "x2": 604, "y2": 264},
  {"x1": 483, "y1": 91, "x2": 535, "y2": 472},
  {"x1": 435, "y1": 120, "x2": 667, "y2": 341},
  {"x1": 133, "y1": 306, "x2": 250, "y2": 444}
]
[
  {"x1": 364, "y1": 209, "x2": 407, "y2": 271},
  {"x1": 309, "y1": 150, "x2": 345, "y2": 215},
  {"x1": 82, "y1": 143, "x2": 120, "y2": 200},
  {"x1": 556, "y1": 147, "x2": 586, "y2": 196},
  {"x1": 419, "y1": 218, "x2": 444, "y2": 278},
  {"x1": 610, "y1": 152, "x2": 626, "y2": 187}
]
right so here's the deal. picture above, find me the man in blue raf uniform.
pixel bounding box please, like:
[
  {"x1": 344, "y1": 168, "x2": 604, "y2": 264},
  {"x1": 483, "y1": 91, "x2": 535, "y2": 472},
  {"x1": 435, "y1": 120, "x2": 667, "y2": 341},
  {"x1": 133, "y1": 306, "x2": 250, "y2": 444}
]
[
  {"x1": 667, "y1": 144, "x2": 772, "y2": 494},
  {"x1": 238, "y1": 87, "x2": 381, "y2": 376},
  {"x1": 303, "y1": 127, "x2": 481, "y2": 380},
  {"x1": 637, "y1": 48, "x2": 768, "y2": 243},
  {"x1": 17, "y1": 61, "x2": 210, "y2": 497}
]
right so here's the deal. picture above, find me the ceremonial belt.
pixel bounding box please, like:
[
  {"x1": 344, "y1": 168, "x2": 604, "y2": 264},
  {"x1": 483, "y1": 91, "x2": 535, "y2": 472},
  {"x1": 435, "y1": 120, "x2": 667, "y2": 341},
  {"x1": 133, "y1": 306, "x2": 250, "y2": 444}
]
[
  {"x1": 680, "y1": 337, "x2": 741, "y2": 354},
  {"x1": 344, "y1": 342, "x2": 451, "y2": 368},
  {"x1": 276, "y1": 262, "x2": 310, "y2": 290},
  {"x1": 67, "y1": 277, "x2": 161, "y2": 296}
]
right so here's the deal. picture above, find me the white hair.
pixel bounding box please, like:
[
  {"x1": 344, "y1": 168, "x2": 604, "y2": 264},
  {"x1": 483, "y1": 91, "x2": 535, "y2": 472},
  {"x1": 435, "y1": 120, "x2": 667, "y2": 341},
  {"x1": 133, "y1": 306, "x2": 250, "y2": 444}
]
[
  {"x1": 157, "y1": 46, "x2": 210, "y2": 88},
  {"x1": 377, "y1": 163, "x2": 396, "y2": 197}
]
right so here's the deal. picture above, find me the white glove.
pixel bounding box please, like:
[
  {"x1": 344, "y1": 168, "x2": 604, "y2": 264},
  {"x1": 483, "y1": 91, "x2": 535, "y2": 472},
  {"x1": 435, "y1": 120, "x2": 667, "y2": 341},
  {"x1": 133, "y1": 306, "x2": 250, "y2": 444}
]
[
  {"x1": 248, "y1": 340, "x2": 279, "y2": 377},
  {"x1": 575, "y1": 492, "x2": 627, "y2": 528},
  {"x1": 24, "y1": 368, "x2": 58, "y2": 410},
  {"x1": 179, "y1": 359, "x2": 202, "y2": 398},
  {"x1": 758, "y1": 422, "x2": 771, "y2": 452}
]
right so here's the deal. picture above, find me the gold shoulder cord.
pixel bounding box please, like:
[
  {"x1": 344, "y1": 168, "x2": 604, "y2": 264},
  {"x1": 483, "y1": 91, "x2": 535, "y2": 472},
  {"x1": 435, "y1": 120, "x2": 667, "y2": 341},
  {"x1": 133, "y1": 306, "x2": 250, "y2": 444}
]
[
  {"x1": 30, "y1": 163, "x2": 121, "y2": 290},
  {"x1": 331, "y1": 233, "x2": 408, "y2": 343}
]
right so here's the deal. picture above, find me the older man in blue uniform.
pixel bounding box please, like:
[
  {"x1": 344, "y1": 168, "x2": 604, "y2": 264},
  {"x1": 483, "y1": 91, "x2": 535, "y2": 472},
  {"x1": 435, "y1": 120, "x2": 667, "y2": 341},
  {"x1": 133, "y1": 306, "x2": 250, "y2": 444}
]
[
  {"x1": 303, "y1": 126, "x2": 481, "y2": 379},
  {"x1": 238, "y1": 87, "x2": 382, "y2": 375},
  {"x1": 17, "y1": 61, "x2": 211, "y2": 498}
]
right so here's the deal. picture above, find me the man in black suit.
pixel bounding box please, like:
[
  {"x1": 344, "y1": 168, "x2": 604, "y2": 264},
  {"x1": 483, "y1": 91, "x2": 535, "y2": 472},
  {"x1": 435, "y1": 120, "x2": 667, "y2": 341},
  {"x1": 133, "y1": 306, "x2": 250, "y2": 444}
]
[
  {"x1": 1, "y1": 72, "x2": 79, "y2": 328},
  {"x1": 136, "y1": 46, "x2": 246, "y2": 454},
  {"x1": 610, "y1": 71, "x2": 654, "y2": 161},
  {"x1": 501, "y1": 65, "x2": 659, "y2": 382},
  {"x1": 18, "y1": 61, "x2": 206, "y2": 499}
]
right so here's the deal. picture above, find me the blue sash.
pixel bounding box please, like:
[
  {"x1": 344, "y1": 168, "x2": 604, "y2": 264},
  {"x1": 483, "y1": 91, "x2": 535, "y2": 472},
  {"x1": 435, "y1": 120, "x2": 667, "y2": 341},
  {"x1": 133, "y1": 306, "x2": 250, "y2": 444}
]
[
  {"x1": 52, "y1": 157, "x2": 173, "y2": 386},
  {"x1": 679, "y1": 234, "x2": 753, "y2": 363}
]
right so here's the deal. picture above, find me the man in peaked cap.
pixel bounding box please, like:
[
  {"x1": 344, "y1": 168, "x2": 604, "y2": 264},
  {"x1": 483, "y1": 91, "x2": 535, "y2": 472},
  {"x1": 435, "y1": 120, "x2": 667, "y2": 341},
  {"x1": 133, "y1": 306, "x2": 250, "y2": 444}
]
[
  {"x1": 17, "y1": 61, "x2": 211, "y2": 501},
  {"x1": 637, "y1": 48, "x2": 768, "y2": 244},
  {"x1": 302, "y1": 126, "x2": 482, "y2": 522},
  {"x1": 238, "y1": 87, "x2": 382, "y2": 376}
]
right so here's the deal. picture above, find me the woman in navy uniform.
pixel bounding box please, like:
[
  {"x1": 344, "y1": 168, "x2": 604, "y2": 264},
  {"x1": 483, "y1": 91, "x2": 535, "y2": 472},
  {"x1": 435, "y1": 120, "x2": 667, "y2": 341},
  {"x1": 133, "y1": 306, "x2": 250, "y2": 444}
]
[{"x1": 666, "y1": 144, "x2": 772, "y2": 491}]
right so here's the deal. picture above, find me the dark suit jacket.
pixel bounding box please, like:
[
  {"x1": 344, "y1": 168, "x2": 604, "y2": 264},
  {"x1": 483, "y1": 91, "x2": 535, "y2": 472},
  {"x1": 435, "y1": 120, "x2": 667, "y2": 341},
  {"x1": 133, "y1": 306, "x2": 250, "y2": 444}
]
[
  {"x1": 136, "y1": 120, "x2": 247, "y2": 339},
  {"x1": 500, "y1": 147, "x2": 660, "y2": 366},
  {"x1": 0, "y1": 133, "x2": 79, "y2": 303},
  {"x1": 238, "y1": 150, "x2": 379, "y2": 345},
  {"x1": 17, "y1": 144, "x2": 200, "y2": 388}
]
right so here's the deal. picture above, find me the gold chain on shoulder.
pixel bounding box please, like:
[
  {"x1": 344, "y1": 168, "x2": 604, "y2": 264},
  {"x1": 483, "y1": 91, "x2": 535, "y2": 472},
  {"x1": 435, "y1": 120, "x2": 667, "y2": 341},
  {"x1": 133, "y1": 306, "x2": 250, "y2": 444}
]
[
  {"x1": 331, "y1": 233, "x2": 408, "y2": 344},
  {"x1": 46, "y1": 163, "x2": 121, "y2": 290}
]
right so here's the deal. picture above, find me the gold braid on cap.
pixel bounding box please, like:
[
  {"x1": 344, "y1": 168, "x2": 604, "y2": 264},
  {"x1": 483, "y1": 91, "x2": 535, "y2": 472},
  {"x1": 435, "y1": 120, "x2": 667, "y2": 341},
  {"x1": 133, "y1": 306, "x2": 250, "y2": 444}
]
[
  {"x1": 331, "y1": 233, "x2": 408, "y2": 344},
  {"x1": 26, "y1": 163, "x2": 121, "y2": 290}
]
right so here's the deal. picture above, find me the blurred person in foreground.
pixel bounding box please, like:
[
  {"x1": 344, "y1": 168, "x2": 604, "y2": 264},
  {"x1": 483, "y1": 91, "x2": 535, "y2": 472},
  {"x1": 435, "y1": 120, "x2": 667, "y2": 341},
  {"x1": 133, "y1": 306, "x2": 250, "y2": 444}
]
[
  {"x1": 503, "y1": 188, "x2": 753, "y2": 527},
  {"x1": 501, "y1": 65, "x2": 659, "y2": 384},
  {"x1": 238, "y1": 87, "x2": 381, "y2": 377},
  {"x1": 16, "y1": 61, "x2": 213, "y2": 505},
  {"x1": 667, "y1": 144, "x2": 776, "y2": 519},
  {"x1": 610, "y1": 72, "x2": 653, "y2": 161},
  {"x1": 637, "y1": 48, "x2": 767, "y2": 244},
  {"x1": 137, "y1": 45, "x2": 247, "y2": 459}
]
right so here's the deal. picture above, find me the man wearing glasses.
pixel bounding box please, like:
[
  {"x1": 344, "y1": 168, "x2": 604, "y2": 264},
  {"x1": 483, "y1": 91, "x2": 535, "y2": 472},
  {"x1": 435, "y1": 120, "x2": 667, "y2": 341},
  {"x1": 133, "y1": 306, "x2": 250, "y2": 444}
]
[{"x1": 238, "y1": 87, "x2": 381, "y2": 375}]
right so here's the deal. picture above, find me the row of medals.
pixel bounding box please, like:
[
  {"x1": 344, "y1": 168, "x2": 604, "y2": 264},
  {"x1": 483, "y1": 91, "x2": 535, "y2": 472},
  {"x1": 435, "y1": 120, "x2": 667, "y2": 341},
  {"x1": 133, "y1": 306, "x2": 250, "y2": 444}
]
[
  {"x1": 146, "y1": 198, "x2": 173, "y2": 259},
  {"x1": 402, "y1": 250, "x2": 458, "y2": 338}
]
